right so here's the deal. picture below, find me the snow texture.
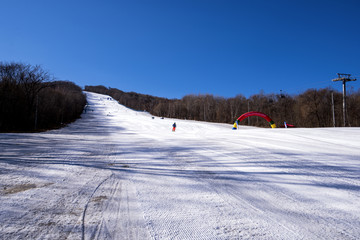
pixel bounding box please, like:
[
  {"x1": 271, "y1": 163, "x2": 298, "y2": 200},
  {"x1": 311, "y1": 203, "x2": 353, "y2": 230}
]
[{"x1": 1, "y1": 91, "x2": 360, "y2": 239}]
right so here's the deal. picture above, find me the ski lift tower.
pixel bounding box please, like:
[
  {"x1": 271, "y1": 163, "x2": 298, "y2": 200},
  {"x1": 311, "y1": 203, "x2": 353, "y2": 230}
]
[{"x1": 332, "y1": 73, "x2": 357, "y2": 127}]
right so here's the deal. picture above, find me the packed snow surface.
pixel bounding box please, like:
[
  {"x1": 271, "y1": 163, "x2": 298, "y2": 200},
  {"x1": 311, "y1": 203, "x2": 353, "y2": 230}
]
[{"x1": 1, "y1": 91, "x2": 360, "y2": 240}]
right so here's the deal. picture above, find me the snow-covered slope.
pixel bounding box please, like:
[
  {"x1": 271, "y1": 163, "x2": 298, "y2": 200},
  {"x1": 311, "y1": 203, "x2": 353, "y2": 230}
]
[{"x1": 1, "y1": 91, "x2": 360, "y2": 239}]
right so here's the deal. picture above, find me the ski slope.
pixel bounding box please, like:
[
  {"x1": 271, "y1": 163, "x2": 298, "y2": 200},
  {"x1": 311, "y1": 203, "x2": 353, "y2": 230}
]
[{"x1": 1, "y1": 91, "x2": 360, "y2": 239}]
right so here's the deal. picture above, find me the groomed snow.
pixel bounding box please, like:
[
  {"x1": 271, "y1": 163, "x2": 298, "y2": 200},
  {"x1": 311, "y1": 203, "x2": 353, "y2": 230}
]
[{"x1": 1, "y1": 91, "x2": 360, "y2": 239}]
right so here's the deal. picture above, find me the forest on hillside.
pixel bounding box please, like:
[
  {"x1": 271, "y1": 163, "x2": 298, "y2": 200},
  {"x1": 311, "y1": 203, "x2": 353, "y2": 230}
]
[
  {"x1": 0, "y1": 63, "x2": 86, "y2": 132},
  {"x1": 2, "y1": 61, "x2": 358, "y2": 132},
  {"x1": 85, "y1": 85, "x2": 360, "y2": 128}
]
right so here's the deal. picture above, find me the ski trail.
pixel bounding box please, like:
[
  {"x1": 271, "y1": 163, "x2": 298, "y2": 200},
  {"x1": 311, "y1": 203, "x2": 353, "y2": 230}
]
[
  {"x1": 82, "y1": 173, "x2": 151, "y2": 240},
  {"x1": 130, "y1": 134, "x2": 360, "y2": 239},
  {"x1": 1, "y1": 91, "x2": 360, "y2": 239},
  {"x1": 82, "y1": 173, "x2": 114, "y2": 240},
  {"x1": 122, "y1": 139, "x2": 286, "y2": 239},
  {"x1": 186, "y1": 143, "x2": 360, "y2": 239}
]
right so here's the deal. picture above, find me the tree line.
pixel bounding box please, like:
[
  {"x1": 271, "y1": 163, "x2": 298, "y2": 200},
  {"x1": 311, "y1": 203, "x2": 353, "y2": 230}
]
[
  {"x1": 85, "y1": 85, "x2": 360, "y2": 128},
  {"x1": 0, "y1": 62, "x2": 86, "y2": 132}
]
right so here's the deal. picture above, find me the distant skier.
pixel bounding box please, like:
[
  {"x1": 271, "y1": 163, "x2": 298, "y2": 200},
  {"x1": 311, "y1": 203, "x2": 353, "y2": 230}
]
[{"x1": 172, "y1": 122, "x2": 176, "y2": 132}]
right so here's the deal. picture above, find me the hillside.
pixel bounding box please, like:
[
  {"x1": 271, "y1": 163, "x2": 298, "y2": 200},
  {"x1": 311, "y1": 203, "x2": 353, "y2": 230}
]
[
  {"x1": 1, "y1": 91, "x2": 360, "y2": 239},
  {"x1": 85, "y1": 85, "x2": 360, "y2": 128}
]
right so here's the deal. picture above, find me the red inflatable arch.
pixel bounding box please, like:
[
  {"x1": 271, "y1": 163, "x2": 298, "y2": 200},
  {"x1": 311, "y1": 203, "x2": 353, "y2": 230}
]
[{"x1": 237, "y1": 111, "x2": 276, "y2": 128}]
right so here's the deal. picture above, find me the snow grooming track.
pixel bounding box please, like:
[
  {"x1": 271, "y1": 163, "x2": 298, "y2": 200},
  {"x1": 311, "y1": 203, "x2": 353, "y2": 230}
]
[
  {"x1": 125, "y1": 138, "x2": 291, "y2": 239},
  {"x1": 81, "y1": 173, "x2": 150, "y2": 240},
  {"x1": 148, "y1": 141, "x2": 300, "y2": 239},
  {"x1": 194, "y1": 139, "x2": 360, "y2": 239},
  {"x1": 131, "y1": 141, "x2": 224, "y2": 239},
  {"x1": 81, "y1": 173, "x2": 113, "y2": 240},
  {"x1": 131, "y1": 128, "x2": 360, "y2": 239}
]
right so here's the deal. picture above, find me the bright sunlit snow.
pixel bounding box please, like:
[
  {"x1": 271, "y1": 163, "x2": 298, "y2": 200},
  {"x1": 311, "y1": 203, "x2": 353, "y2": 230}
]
[{"x1": 1, "y1": 91, "x2": 360, "y2": 239}]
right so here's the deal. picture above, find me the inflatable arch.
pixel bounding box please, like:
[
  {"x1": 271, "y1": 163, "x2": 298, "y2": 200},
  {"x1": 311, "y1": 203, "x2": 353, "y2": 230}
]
[{"x1": 236, "y1": 111, "x2": 276, "y2": 128}]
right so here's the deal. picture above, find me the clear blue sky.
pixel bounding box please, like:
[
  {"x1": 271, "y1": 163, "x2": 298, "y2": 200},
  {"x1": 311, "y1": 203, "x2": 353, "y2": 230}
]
[{"x1": 1, "y1": 0, "x2": 359, "y2": 99}]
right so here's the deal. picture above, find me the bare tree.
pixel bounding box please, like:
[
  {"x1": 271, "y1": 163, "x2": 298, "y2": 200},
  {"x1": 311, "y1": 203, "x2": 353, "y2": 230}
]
[{"x1": 1, "y1": 63, "x2": 85, "y2": 132}]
